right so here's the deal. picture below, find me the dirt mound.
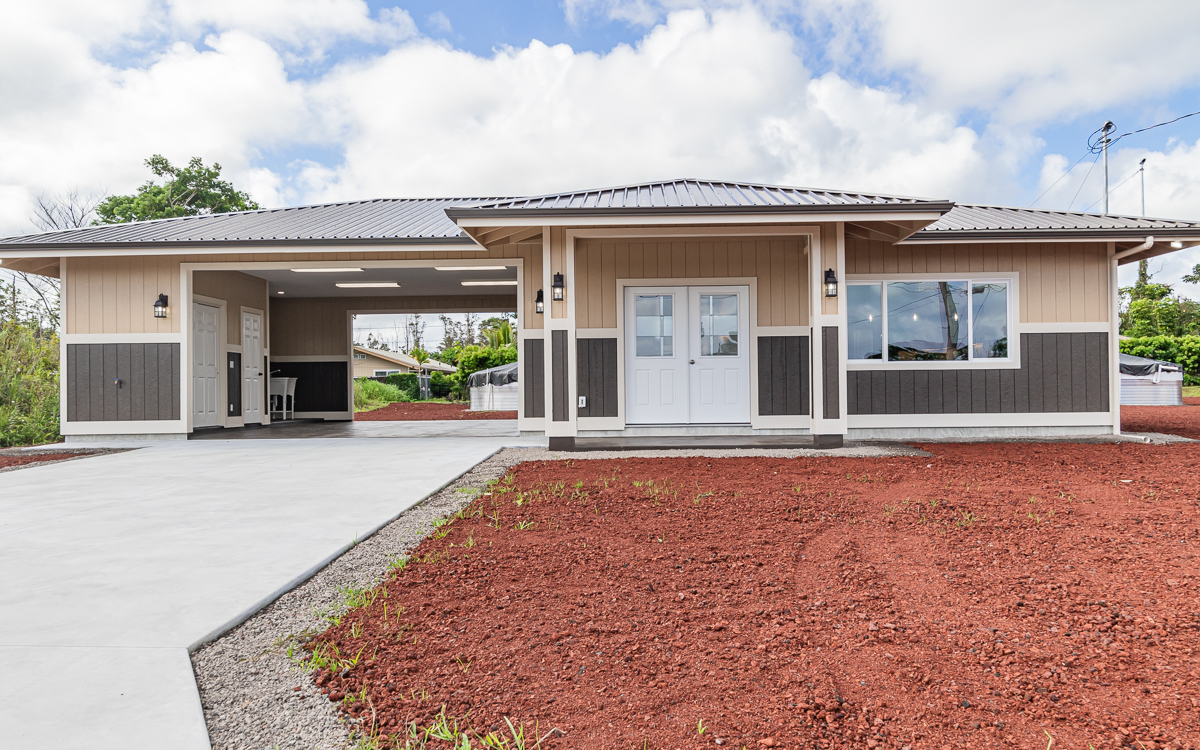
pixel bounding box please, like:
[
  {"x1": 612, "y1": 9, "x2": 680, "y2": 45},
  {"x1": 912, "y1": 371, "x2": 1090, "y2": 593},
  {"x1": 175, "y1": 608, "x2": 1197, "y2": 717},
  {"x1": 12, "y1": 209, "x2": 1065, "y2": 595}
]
[{"x1": 308, "y1": 444, "x2": 1200, "y2": 750}]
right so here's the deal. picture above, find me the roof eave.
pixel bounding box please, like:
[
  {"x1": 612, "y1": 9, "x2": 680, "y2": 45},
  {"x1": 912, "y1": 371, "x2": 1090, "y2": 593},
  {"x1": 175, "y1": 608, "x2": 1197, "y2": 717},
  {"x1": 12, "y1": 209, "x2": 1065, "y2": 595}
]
[
  {"x1": 445, "y1": 202, "x2": 956, "y2": 220},
  {"x1": 904, "y1": 227, "x2": 1200, "y2": 243},
  {"x1": 0, "y1": 235, "x2": 473, "y2": 252}
]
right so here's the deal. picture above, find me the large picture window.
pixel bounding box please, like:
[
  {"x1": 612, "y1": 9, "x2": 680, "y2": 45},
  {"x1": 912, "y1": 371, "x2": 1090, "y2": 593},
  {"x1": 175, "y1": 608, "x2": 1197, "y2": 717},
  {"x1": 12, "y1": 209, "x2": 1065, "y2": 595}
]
[{"x1": 847, "y1": 278, "x2": 1011, "y2": 363}]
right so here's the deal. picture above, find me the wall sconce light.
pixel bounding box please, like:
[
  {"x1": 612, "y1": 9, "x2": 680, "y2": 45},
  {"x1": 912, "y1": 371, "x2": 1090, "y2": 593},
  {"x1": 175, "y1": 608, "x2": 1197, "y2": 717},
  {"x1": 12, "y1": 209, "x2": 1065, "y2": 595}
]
[
  {"x1": 551, "y1": 272, "x2": 565, "y2": 301},
  {"x1": 535, "y1": 289, "x2": 545, "y2": 314},
  {"x1": 153, "y1": 294, "x2": 169, "y2": 318},
  {"x1": 823, "y1": 268, "x2": 838, "y2": 298}
]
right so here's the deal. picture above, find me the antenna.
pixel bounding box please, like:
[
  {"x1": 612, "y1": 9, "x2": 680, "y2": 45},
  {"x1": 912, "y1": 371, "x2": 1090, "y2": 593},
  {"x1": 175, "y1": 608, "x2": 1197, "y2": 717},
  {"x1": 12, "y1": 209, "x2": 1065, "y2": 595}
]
[
  {"x1": 1101, "y1": 121, "x2": 1114, "y2": 214},
  {"x1": 1139, "y1": 158, "x2": 1147, "y2": 217}
]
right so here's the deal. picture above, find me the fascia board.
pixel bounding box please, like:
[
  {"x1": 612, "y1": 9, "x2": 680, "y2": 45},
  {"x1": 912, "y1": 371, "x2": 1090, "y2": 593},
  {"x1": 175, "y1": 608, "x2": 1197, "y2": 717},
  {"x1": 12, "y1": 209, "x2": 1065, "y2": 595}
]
[
  {"x1": 0, "y1": 241, "x2": 485, "y2": 259},
  {"x1": 452, "y1": 210, "x2": 949, "y2": 228}
]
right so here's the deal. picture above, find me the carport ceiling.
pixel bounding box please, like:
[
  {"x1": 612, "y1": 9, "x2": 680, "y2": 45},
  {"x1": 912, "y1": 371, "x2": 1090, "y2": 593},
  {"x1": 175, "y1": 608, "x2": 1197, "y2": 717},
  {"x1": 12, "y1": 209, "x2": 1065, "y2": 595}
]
[{"x1": 235, "y1": 266, "x2": 518, "y2": 297}]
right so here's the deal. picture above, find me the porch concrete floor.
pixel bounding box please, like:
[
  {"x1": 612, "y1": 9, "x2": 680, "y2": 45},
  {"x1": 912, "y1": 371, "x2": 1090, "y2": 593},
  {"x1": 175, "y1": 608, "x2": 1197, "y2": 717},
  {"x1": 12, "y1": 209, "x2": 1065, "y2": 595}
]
[
  {"x1": 0, "y1": 434, "x2": 544, "y2": 749},
  {"x1": 189, "y1": 418, "x2": 518, "y2": 439}
]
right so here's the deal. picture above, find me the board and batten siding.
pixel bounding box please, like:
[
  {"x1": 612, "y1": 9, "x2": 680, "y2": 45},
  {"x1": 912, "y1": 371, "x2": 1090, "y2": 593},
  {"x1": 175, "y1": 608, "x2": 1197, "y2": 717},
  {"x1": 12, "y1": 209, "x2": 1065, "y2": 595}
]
[
  {"x1": 845, "y1": 239, "x2": 1110, "y2": 324},
  {"x1": 192, "y1": 270, "x2": 268, "y2": 346},
  {"x1": 848, "y1": 333, "x2": 1109, "y2": 415},
  {"x1": 65, "y1": 255, "x2": 182, "y2": 335},
  {"x1": 66, "y1": 343, "x2": 181, "y2": 421},
  {"x1": 63, "y1": 242, "x2": 542, "y2": 335},
  {"x1": 756, "y1": 336, "x2": 810, "y2": 416},
  {"x1": 572, "y1": 238, "x2": 810, "y2": 329},
  {"x1": 576, "y1": 338, "x2": 619, "y2": 418}
]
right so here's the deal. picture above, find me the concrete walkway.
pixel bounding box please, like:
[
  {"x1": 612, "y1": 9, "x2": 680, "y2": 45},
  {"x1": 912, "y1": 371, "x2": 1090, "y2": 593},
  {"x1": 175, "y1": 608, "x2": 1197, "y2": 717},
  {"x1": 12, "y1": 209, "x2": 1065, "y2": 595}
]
[
  {"x1": 188, "y1": 419, "x2": 519, "y2": 439},
  {"x1": 0, "y1": 435, "x2": 544, "y2": 749}
]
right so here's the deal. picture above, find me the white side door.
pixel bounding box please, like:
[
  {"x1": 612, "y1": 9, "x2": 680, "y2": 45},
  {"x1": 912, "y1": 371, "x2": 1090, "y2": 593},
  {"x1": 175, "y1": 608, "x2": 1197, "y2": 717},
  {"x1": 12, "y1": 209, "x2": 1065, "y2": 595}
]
[
  {"x1": 192, "y1": 303, "x2": 220, "y2": 428},
  {"x1": 242, "y1": 311, "x2": 263, "y2": 424},
  {"x1": 688, "y1": 286, "x2": 751, "y2": 424},
  {"x1": 624, "y1": 287, "x2": 689, "y2": 424}
]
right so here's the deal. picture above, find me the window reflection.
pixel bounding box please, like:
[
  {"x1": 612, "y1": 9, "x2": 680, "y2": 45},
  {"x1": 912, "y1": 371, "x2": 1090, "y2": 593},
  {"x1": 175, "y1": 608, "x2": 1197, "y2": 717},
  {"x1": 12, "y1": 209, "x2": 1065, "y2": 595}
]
[
  {"x1": 848, "y1": 283, "x2": 883, "y2": 359},
  {"x1": 886, "y1": 281, "x2": 968, "y2": 361}
]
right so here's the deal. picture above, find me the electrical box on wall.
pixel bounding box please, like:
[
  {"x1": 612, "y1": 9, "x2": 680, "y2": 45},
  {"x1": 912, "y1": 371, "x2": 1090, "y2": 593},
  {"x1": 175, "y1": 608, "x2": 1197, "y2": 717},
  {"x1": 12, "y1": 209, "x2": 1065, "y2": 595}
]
[{"x1": 578, "y1": 396, "x2": 586, "y2": 408}]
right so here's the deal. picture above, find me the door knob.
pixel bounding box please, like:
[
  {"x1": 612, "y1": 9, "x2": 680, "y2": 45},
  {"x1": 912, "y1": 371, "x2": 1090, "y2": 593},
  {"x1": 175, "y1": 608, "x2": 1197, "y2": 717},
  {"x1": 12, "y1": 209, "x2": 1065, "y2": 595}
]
[{"x1": 689, "y1": 359, "x2": 695, "y2": 364}]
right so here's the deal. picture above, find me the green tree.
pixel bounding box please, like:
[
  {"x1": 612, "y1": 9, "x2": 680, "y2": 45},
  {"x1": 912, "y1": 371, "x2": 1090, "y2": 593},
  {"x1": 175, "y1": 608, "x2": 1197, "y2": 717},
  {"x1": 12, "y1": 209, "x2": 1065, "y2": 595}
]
[
  {"x1": 94, "y1": 155, "x2": 259, "y2": 224},
  {"x1": 1119, "y1": 264, "x2": 1200, "y2": 337},
  {"x1": 409, "y1": 347, "x2": 430, "y2": 372}
]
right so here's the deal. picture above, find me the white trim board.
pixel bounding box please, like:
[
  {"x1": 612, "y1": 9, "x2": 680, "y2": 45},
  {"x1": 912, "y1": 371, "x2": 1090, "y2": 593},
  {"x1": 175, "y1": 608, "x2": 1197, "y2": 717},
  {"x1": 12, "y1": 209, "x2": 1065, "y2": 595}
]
[
  {"x1": 61, "y1": 419, "x2": 188, "y2": 435},
  {"x1": 270, "y1": 355, "x2": 353, "y2": 362},
  {"x1": 1020, "y1": 322, "x2": 1110, "y2": 333},
  {"x1": 62, "y1": 333, "x2": 185, "y2": 344},
  {"x1": 456, "y1": 212, "x2": 945, "y2": 228},
  {"x1": 2, "y1": 243, "x2": 488, "y2": 260}
]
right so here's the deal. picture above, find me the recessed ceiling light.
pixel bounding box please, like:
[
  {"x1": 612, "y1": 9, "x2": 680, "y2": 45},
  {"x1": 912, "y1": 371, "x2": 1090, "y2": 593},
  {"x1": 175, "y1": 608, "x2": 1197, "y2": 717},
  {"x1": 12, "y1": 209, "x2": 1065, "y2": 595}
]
[
  {"x1": 291, "y1": 267, "x2": 363, "y2": 273},
  {"x1": 336, "y1": 282, "x2": 400, "y2": 288},
  {"x1": 461, "y1": 280, "x2": 518, "y2": 286},
  {"x1": 434, "y1": 266, "x2": 508, "y2": 271},
  {"x1": 277, "y1": 291, "x2": 285, "y2": 294}
]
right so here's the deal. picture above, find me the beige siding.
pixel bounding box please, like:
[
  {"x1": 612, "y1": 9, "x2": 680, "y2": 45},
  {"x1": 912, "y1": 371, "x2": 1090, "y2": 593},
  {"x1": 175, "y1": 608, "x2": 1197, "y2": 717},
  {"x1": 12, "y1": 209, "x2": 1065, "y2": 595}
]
[
  {"x1": 353, "y1": 352, "x2": 411, "y2": 378},
  {"x1": 845, "y1": 239, "x2": 1110, "y2": 323},
  {"x1": 573, "y1": 237, "x2": 810, "y2": 328},
  {"x1": 550, "y1": 227, "x2": 566, "y2": 319},
  {"x1": 820, "y1": 222, "x2": 837, "y2": 316},
  {"x1": 192, "y1": 270, "x2": 268, "y2": 345},
  {"x1": 62, "y1": 243, "x2": 541, "y2": 334},
  {"x1": 66, "y1": 255, "x2": 180, "y2": 334},
  {"x1": 271, "y1": 294, "x2": 517, "y2": 357}
]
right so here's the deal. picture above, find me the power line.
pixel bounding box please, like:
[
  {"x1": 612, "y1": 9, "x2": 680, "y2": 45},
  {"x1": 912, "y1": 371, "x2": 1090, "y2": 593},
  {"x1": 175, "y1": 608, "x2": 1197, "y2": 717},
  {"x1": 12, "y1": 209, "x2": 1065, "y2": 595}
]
[
  {"x1": 1067, "y1": 152, "x2": 1102, "y2": 211},
  {"x1": 1105, "y1": 108, "x2": 1200, "y2": 150},
  {"x1": 1029, "y1": 149, "x2": 1093, "y2": 207},
  {"x1": 1082, "y1": 165, "x2": 1143, "y2": 213}
]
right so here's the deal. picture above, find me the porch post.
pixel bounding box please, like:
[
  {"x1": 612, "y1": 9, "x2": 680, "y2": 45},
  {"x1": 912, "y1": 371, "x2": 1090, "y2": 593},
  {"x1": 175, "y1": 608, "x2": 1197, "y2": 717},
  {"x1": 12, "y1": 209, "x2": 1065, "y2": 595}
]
[
  {"x1": 544, "y1": 226, "x2": 578, "y2": 449},
  {"x1": 808, "y1": 223, "x2": 848, "y2": 446}
]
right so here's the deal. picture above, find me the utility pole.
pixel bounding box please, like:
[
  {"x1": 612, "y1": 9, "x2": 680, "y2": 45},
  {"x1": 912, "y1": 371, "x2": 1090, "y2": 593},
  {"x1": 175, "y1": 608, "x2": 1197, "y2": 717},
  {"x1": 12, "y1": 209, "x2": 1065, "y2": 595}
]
[
  {"x1": 1139, "y1": 158, "x2": 1147, "y2": 216},
  {"x1": 1101, "y1": 121, "x2": 1114, "y2": 214}
]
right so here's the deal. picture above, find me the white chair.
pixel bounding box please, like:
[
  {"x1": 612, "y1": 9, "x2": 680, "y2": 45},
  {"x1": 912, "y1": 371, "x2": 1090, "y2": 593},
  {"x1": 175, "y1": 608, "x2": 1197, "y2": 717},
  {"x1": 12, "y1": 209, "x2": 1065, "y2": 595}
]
[
  {"x1": 284, "y1": 377, "x2": 298, "y2": 420},
  {"x1": 269, "y1": 377, "x2": 288, "y2": 420}
]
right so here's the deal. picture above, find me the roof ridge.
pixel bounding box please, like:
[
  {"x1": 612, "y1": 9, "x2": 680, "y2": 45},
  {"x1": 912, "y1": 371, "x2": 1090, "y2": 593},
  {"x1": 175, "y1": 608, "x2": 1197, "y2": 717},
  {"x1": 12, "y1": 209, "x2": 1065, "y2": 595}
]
[{"x1": 471, "y1": 177, "x2": 945, "y2": 206}]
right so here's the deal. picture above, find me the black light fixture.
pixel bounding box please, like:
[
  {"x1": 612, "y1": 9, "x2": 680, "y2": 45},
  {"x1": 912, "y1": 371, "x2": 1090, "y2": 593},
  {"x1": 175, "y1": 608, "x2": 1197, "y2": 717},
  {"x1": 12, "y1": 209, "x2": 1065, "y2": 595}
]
[
  {"x1": 823, "y1": 268, "x2": 838, "y2": 298},
  {"x1": 153, "y1": 293, "x2": 169, "y2": 318},
  {"x1": 551, "y1": 272, "x2": 565, "y2": 301},
  {"x1": 535, "y1": 289, "x2": 545, "y2": 314}
]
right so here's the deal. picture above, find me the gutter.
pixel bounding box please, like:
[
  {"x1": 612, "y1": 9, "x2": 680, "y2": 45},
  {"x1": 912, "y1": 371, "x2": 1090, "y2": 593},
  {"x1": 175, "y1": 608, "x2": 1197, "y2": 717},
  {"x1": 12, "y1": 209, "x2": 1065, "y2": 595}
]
[
  {"x1": 1112, "y1": 236, "x2": 1155, "y2": 261},
  {"x1": 1105, "y1": 239, "x2": 1156, "y2": 437}
]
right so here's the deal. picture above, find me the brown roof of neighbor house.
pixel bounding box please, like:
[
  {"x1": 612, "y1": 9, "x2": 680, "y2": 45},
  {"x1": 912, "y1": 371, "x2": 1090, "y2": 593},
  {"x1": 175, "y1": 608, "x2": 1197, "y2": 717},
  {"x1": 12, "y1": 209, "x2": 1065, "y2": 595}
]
[{"x1": 355, "y1": 346, "x2": 456, "y2": 373}]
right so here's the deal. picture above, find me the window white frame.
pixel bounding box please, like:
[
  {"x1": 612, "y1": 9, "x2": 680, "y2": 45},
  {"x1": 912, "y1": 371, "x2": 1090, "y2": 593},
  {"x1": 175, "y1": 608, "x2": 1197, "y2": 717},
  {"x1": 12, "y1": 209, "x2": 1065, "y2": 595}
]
[
  {"x1": 845, "y1": 272, "x2": 1020, "y2": 370},
  {"x1": 374, "y1": 369, "x2": 403, "y2": 377}
]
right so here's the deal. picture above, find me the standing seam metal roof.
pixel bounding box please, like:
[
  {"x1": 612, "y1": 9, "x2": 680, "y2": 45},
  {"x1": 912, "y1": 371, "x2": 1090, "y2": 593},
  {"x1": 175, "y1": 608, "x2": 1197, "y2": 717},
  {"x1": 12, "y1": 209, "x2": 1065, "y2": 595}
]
[
  {"x1": 456, "y1": 178, "x2": 946, "y2": 212},
  {"x1": 0, "y1": 198, "x2": 500, "y2": 246},
  {"x1": 908, "y1": 204, "x2": 1200, "y2": 240}
]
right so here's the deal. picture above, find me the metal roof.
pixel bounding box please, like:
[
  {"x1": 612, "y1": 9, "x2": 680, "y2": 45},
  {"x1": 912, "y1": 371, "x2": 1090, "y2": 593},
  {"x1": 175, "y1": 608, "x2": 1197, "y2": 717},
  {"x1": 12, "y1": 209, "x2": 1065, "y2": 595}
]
[
  {"x1": 908, "y1": 204, "x2": 1200, "y2": 242},
  {"x1": 0, "y1": 198, "x2": 496, "y2": 249},
  {"x1": 447, "y1": 178, "x2": 953, "y2": 217}
]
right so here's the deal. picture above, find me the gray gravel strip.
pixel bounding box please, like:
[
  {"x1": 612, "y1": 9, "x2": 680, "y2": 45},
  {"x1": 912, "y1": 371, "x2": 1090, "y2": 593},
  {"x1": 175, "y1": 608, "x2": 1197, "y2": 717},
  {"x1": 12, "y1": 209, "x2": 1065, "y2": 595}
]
[{"x1": 189, "y1": 442, "x2": 930, "y2": 749}]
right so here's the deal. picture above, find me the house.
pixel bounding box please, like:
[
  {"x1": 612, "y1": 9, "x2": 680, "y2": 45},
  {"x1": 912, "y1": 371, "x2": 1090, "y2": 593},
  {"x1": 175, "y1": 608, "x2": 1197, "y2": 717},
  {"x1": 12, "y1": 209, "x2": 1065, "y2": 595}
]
[
  {"x1": 352, "y1": 345, "x2": 455, "y2": 378},
  {"x1": 2, "y1": 179, "x2": 1197, "y2": 447}
]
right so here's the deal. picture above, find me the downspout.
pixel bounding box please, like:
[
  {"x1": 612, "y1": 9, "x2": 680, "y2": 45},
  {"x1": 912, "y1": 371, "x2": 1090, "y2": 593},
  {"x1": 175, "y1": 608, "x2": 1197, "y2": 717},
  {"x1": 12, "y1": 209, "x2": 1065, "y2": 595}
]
[{"x1": 1108, "y1": 237, "x2": 1154, "y2": 436}]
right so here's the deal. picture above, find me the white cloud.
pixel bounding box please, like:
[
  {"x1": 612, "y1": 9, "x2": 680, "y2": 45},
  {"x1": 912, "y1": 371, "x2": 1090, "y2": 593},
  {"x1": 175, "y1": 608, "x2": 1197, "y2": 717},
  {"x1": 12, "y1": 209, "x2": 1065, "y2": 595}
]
[
  {"x1": 426, "y1": 11, "x2": 453, "y2": 34},
  {"x1": 801, "y1": 0, "x2": 1200, "y2": 126}
]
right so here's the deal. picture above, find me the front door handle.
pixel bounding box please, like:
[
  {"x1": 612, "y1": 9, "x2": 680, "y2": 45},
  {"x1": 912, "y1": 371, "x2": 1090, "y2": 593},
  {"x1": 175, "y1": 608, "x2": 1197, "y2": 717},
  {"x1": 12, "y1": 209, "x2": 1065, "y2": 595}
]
[{"x1": 689, "y1": 359, "x2": 695, "y2": 364}]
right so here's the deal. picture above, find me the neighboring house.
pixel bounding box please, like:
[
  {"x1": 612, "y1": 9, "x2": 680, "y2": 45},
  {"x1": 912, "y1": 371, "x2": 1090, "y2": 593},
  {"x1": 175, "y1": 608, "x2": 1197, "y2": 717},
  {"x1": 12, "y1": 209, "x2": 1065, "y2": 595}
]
[
  {"x1": 2, "y1": 179, "x2": 1197, "y2": 447},
  {"x1": 352, "y1": 346, "x2": 455, "y2": 377},
  {"x1": 353, "y1": 346, "x2": 416, "y2": 377}
]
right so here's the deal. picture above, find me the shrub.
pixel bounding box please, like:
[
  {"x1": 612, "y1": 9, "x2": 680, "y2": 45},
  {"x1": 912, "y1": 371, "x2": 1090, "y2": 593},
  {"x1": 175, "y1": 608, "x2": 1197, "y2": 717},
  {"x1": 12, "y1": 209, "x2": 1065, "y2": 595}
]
[
  {"x1": 354, "y1": 378, "x2": 408, "y2": 409},
  {"x1": 456, "y1": 344, "x2": 517, "y2": 381},
  {"x1": 384, "y1": 372, "x2": 420, "y2": 400},
  {"x1": 0, "y1": 323, "x2": 60, "y2": 447},
  {"x1": 430, "y1": 371, "x2": 454, "y2": 399},
  {"x1": 1120, "y1": 335, "x2": 1200, "y2": 385}
]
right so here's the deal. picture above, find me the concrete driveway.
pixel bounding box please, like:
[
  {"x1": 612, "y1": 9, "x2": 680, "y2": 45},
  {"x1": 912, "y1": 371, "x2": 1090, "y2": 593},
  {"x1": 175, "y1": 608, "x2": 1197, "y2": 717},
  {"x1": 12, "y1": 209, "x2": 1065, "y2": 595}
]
[{"x1": 0, "y1": 434, "x2": 543, "y2": 749}]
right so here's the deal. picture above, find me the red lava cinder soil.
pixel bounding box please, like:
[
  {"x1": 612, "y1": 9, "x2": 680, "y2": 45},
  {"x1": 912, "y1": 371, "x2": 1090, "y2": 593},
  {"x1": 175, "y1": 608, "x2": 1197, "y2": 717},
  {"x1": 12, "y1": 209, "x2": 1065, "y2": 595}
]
[
  {"x1": 354, "y1": 402, "x2": 516, "y2": 421},
  {"x1": 309, "y1": 443, "x2": 1200, "y2": 750},
  {"x1": 0, "y1": 452, "x2": 78, "y2": 469},
  {"x1": 1123, "y1": 401, "x2": 1200, "y2": 440}
]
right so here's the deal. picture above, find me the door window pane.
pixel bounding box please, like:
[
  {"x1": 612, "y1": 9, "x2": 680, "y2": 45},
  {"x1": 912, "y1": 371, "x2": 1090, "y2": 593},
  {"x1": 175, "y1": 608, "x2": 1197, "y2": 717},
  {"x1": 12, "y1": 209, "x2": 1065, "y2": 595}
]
[
  {"x1": 971, "y1": 281, "x2": 1009, "y2": 358},
  {"x1": 847, "y1": 283, "x2": 883, "y2": 360},
  {"x1": 699, "y1": 294, "x2": 738, "y2": 356},
  {"x1": 635, "y1": 295, "x2": 673, "y2": 356},
  {"x1": 887, "y1": 281, "x2": 968, "y2": 361}
]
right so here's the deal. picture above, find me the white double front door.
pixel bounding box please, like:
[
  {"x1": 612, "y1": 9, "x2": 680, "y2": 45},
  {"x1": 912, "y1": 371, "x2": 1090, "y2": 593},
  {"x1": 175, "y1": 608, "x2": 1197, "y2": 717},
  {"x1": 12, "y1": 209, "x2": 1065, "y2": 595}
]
[{"x1": 624, "y1": 285, "x2": 751, "y2": 424}]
